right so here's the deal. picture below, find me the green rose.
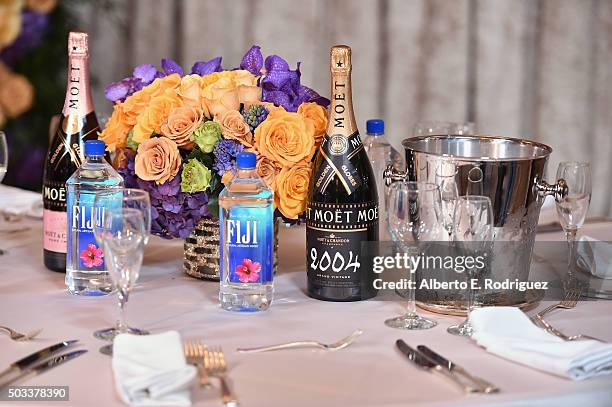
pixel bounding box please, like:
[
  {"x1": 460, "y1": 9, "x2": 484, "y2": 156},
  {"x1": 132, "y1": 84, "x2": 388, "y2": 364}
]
[
  {"x1": 181, "y1": 158, "x2": 212, "y2": 193},
  {"x1": 192, "y1": 121, "x2": 221, "y2": 153}
]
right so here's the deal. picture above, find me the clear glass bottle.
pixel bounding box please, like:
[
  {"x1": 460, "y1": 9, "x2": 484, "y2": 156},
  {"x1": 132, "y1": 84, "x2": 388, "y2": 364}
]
[
  {"x1": 219, "y1": 152, "x2": 274, "y2": 312},
  {"x1": 363, "y1": 119, "x2": 403, "y2": 240},
  {"x1": 66, "y1": 140, "x2": 123, "y2": 296}
]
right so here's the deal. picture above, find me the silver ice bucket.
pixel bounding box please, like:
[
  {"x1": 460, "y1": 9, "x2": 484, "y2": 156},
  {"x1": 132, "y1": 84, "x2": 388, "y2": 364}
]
[{"x1": 385, "y1": 135, "x2": 567, "y2": 314}]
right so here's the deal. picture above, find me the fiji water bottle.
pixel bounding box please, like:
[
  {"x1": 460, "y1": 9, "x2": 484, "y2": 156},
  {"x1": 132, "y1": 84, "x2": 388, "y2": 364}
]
[
  {"x1": 219, "y1": 152, "x2": 274, "y2": 311},
  {"x1": 66, "y1": 140, "x2": 123, "y2": 296},
  {"x1": 363, "y1": 119, "x2": 403, "y2": 239}
]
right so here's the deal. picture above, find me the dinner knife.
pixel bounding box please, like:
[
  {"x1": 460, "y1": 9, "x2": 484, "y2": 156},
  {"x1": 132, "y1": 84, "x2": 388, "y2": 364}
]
[
  {"x1": 417, "y1": 345, "x2": 500, "y2": 393},
  {"x1": 0, "y1": 340, "x2": 79, "y2": 382},
  {"x1": 0, "y1": 349, "x2": 87, "y2": 390},
  {"x1": 395, "y1": 340, "x2": 479, "y2": 393}
]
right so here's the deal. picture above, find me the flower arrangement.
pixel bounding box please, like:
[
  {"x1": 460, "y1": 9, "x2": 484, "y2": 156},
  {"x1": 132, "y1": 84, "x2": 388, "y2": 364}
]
[
  {"x1": 0, "y1": 0, "x2": 56, "y2": 127},
  {"x1": 101, "y1": 45, "x2": 329, "y2": 239}
]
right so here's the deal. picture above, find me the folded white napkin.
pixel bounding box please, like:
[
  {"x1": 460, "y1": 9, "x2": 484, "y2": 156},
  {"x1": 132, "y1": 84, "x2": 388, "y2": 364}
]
[
  {"x1": 578, "y1": 236, "x2": 612, "y2": 280},
  {"x1": 0, "y1": 184, "x2": 42, "y2": 218},
  {"x1": 470, "y1": 307, "x2": 612, "y2": 380},
  {"x1": 112, "y1": 331, "x2": 197, "y2": 406}
]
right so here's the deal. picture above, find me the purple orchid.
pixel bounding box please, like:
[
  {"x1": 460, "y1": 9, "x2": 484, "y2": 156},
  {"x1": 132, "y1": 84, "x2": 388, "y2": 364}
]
[
  {"x1": 240, "y1": 45, "x2": 263, "y2": 76},
  {"x1": 191, "y1": 57, "x2": 223, "y2": 76},
  {"x1": 238, "y1": 46, "x2": 329, "y2": 111},
  {"x1": 133, "y1": 63, "x2": 157, "y2": 84},
  {"x1": 161, "y1": 58, "x2": 183, "y2": 76},
  {"x1": 0, "y1": 11, "x2": 49, "y2": 68}
]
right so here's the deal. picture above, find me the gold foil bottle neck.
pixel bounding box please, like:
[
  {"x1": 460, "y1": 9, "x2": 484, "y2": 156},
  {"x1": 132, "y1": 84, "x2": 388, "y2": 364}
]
[
  {"x1": 330, "y1": 45, "x2": 351, "y2": 73},
  {"x1": 68, "y1": 32, "x2": 88, "y2": 56}
]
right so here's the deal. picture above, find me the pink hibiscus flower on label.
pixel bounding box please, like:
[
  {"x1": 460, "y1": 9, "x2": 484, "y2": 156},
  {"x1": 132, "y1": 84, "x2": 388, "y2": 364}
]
[
  {"x1": 80, "y1": 244, "x2": 104, "y2": 268},
  {"x1": 235, "y1": 258, "x2": 261, "y2": 283}
]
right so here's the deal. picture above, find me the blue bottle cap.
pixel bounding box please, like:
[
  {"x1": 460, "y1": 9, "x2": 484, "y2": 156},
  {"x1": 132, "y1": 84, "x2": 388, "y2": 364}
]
[
  {"x1": 366, "y1": 119, "x2": 384, "y2": 134},
  {"x1": 237, "y1": 152, "x2": 256, "y2": 169},
  {"x1": 84, "y1": 140, "x2": 106, "y2": 156}
]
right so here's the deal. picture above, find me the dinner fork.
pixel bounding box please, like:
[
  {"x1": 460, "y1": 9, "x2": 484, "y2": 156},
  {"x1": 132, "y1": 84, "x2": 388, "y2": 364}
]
[
  {"x1": 204, "y1": 347, "x2": 238, "y2": 407},
  {"x1": 183, "y1": 339, "x2": 210, "y2": 387},
  {"x1": 535, "y1": 315, "x2": 606, "y2": 343},
  {"x1": 0, "y1": 326, "x2": 42, "y2": 341},
  {"x1": 530, "y1": 287, "x2": 581, "y2": 323},
  {"x1": 237, "y1": 329, "x2": 363, "y2": 353}
]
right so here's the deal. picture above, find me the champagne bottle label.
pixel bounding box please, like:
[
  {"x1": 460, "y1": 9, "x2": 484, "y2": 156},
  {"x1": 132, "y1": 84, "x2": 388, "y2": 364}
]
[
  {"x1": 314, "y1": 131, "x2": 363, "y2": 194},
  {"x1": 307, "y1": 201, "x2": 378, "y2": 289}
]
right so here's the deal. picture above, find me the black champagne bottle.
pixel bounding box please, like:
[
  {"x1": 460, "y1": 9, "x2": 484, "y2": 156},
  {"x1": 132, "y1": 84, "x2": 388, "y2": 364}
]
[
  {"x1": 42, "y1": 32, "x2": 99, "y2": 272},
  {"x1": 306, "y1": 45, "x2": 379, "y2": 301}
]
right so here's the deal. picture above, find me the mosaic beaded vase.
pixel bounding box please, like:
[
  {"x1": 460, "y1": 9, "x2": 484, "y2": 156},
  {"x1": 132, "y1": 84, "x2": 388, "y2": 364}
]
[{"x1": 183, "y1": 218, "x2": 279, "y2": 281}]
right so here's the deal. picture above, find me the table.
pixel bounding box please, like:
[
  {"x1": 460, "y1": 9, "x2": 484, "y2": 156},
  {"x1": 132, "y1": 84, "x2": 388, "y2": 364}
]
[{"x1": 1, "y1": 202, "x2": 612, "y2": 406}]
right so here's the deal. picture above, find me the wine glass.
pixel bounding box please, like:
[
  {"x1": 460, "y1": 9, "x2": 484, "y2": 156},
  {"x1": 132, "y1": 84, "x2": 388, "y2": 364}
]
[
  {"x1": 0, "y1": 132, "x2": 7, "y2": 183},
  {"x1": 555, "y1": 162, "x2": 591, "y2": 281},
  {"x1": 435, "y1": 161, "x2": 458, "y2": 239},
  {"x1": 447, "y1": 195, "x2": 493, "y2": 336},
  {"x1": 385, "y1": 181, "x2": 443, "y2": 330},
  {"x1": 414, "y1": 121, "x2": 475, "y2": 137},
  {"x1": 93, "y1": 189, "x2": 151, "y2": 341},
  {"x1": 94, "y1": 208, "x2": 146, "y2": 352}
]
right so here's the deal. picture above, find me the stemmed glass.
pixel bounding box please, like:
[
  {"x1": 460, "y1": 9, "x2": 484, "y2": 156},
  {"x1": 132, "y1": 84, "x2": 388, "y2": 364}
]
[
  {"x1": 0, "y1": 132, "x2": 7, "y2": 183},
  {"x1": 95, "y1": 208, "x2": 146, "y2": 354},
  {"x1": 414, "y1": 121, "x2": 475, "y2": 137},
  {"x1": 93, "y1": 188, "x2": 151, "y2": 341},
  {"x1": 435, "y1": 161, "x2": 459, "y2": 239},
  {"x1": 0, "y1": 132, "x2": 7, "y2": 255},
  {"x1": 385, "y1": 181, "x2": 443, "y2": 330},
  {"x1": 447, "y1": 196, "x2": 494, "y2": 336},
  {"x1": 555, "y1": 162, "x2": 591, "y2": 281}
]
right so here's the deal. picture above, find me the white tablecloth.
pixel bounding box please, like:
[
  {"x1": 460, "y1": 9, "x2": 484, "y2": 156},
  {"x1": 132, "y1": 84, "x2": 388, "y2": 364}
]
[{"x1": 1, "y1": 189, "x2": 612, "y2": 407}]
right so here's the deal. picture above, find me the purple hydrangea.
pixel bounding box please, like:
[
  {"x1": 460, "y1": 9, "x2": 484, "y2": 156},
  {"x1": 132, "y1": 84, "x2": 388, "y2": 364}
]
[
  {"x1": 238, "y1": 46, "x2": 329, "y2": 111},
  {"x1": 213, "y1": 139, "x2": 244, "y2": 176},
  {"x1": 119, "y1": 157, "x2": 210, "y2": 239}
]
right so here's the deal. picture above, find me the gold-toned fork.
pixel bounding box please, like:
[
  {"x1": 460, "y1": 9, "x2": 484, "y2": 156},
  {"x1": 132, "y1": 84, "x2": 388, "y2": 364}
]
[
  {"x1": 204, "y1": 346, "x2": 238, "y2": 407},
  {"x1": 184, "y1": 339, "x2": 210, "y2": 387},
  {"x1": 535, "y1": 315, "x2": 606, "y2": 343},
  {"x1": 0, "y1": 326, "x2": 42, "y2": 342},
  {"x1": 530, "y1": 287, "x2": 581, "y2": 323}
]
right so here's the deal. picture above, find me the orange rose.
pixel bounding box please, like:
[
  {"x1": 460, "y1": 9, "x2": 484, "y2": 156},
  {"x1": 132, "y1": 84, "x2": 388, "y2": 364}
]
[
  {"x1": 254, "y1": 109, "x2": 315, "y2": 167},
  {"x1": 0, "y1": 0, "x2": 21, "y2": 50},
  {"x1": 221, "y1": 170, "x2": 234, "y2": 185},
  {"x1": 0, "y1": 73, "x2": 33, "y2": 117},
  {"x1": 256, "y1": 155, "x2": 281, "y2": 192},
  {"x1": 178, "y1": 74, "x2": 210, "y2": 117},
  {"x1": 161, "y1": 105, "x2": 202, "y2": 149},
  {"x1": 134, "y1": 137, "x2": 181, "y2": 184},
  {"x1": 275, "y1": 162, "x2": 312, "y2": 219},
  {"x1": 99, "y1": 102, "x2": 131, "y2": 151},
  {"x1": 297, "y1": 102, "x2": 327, "y2": 145},
  {"x1": 214, "y1": 110, "x2": 253, "y2": 147},
  {"x1": 201, "y1": 70, "x2": 261, "y2": 116},
  {"x1": 132, "y1": 88, "x2": 183, "y2": 143}
]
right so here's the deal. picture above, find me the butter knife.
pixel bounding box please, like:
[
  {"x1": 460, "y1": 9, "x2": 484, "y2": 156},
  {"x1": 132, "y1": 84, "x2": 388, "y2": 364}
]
[
  {"x1": 0, "y1": 340, "x2": 79, "y2": 382},
  {"x1": 0, "y1": 350, "x2": 87, "y2": 390},
  {"x1": 417, "y1": 345, "x2": 500, "y2": 393},
  {"x1": 395, "y1": 340, "x2": 479, "y2": 393}
]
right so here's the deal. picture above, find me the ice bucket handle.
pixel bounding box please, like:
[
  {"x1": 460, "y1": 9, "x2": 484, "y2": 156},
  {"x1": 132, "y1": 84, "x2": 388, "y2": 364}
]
[
  {"x1": 536, "y1": 178, "x2": 568, "y2": 202},
  {"x1": 383, "y1": 164, "x2": 407, "y2": 187}
]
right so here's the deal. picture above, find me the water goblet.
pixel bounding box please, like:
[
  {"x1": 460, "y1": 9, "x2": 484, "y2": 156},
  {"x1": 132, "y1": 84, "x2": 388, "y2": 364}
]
[
  {"x1": 93, "y1": 189, "x2": 151, "y2": 341},
  {"x1": 414, "y1": 121, "x2": 475, "y2": 137},
  {"x1": 447, "y1": 195, "x2": 494, "y2": 337},
  {"x1": 94, "y1": 208, "x2": 147, "y2": 350},
  {"x1": 384, "y1": 181, "x2": 443, "y2": 330},
  {"x1": 555, "y1": 162, "x2": 591, "y2": 282}
]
